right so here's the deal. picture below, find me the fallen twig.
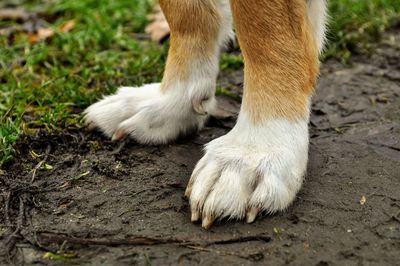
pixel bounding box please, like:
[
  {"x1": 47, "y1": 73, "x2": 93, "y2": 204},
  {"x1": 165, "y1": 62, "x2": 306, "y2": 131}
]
[
  {"x1": 4, "y1": 191, "x2": 12, "y2": 227},
  {"x1": 185, "y1": 245, "x2": 265, "y2": 260},
  {"x1": 5, "y1": 195, "x2": 26, "y2": 258},
  {"x1": 37, "y1": 232, "x2": 271, "y2": 248}
]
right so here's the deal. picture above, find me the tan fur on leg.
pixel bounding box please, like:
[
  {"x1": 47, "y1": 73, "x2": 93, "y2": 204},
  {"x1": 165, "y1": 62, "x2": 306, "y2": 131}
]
[
  {"x1": 160, "y1": 0, "x2": 222, "y2": 91},
  {"x1": 231, "y1": 0, "x2": 319, "y2": 122}
]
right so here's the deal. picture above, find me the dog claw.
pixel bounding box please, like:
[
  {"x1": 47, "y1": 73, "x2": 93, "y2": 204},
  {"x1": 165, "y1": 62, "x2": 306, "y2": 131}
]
[
  {"x1": 191, "y1": 212, "x2": 200, "y2": 223},
  {"x1": 246, "y1": 207, "x2": 258, "y2": 224},
  {"x1": 86, "y1": 122, "x2": 97, "y2": 132},
  {"x1": 201, "y1": 215, "x2": 215, "y2": 230},
  {"x1": 111, "y1": 129, "x2": 127, "y2": 142},
  {"x1": 184, "y1": 186, "x2": 192, "y2": 199}
]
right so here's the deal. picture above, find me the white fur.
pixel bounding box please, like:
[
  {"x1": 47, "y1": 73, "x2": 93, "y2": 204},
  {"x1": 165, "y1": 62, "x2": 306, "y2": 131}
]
[
  {"x1": 84, "y1": 83, "x2": 213, "y2": 144},
  {"x1": 189, "y1": 109, "x2": 310, "y2": 219},
  {"x1": 217, "y1": 0, "x2": 234, "y2": 48},
  {"x1": 307, "y1": 0, "x2": 329, "y2": 53},
  {"x1": 84, "y1": 1, "x2": 233, "y2": 144}
]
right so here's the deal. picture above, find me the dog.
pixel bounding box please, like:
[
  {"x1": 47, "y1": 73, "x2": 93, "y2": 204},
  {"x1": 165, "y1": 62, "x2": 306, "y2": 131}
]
[{"x1": 84, "y1": 0, "x2": 328, "y2": 229}]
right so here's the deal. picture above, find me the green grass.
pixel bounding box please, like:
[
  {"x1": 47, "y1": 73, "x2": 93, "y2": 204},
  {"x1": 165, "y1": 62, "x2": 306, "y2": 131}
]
[
  {"x1": 326, "y1": 0, "x2": 400, "y2": 60},
  {"x1": 0, "y1": 0, "x2": 164, "y2": 165},
  {"x1": 0, "y1": 0, "x2": 399, "y2": 167}
]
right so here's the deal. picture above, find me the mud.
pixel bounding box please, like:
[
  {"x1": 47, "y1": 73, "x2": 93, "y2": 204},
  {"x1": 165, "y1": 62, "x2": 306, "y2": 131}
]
[{"x1": 1, "y1": 30, "x2": 400, "y2": 265}]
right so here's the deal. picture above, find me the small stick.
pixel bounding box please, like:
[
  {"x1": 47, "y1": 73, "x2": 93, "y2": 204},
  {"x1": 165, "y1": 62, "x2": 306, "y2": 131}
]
[{"x1": 37, "y1": 232, "x2": 271, "y2": 248}]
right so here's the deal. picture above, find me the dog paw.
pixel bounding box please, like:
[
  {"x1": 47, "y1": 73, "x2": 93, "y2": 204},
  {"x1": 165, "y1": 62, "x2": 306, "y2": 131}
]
[
  {"x1": 185, "y1": 116, "x2": 309, "y2": 229},
  {"x1": 84, "y1": 83, "x2": 215, "y2": 144}
]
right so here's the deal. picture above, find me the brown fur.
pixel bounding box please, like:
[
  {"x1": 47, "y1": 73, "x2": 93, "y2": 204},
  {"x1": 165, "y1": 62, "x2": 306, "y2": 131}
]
[
  {"x1": 159, "y1": 0, "x2": 221, "y2": 92},
  {"x1": 159, "y1": 0, "x2": 319, "y2": 122},
  {"x1": 231, "y1": 0, "x2": 319, "y2": 122}
]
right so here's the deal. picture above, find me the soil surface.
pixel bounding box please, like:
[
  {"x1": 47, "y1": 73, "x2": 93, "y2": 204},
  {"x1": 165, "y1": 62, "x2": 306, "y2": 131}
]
[{"x1": 1, "y1": 30, "x2": 400, "y2": 266}]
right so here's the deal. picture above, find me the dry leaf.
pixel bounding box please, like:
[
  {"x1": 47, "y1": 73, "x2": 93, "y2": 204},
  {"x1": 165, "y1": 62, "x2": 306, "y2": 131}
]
[
  {"x1": 60, "y1": 19, "x2": 75, "y2": 33},
  {"x1": 28, "y1": 27, "x2": 54, "y2": 44},
  {"x1": 27, "y1": 33, "x2": 38, "y2": 44},
  {"x1": 38, "y1": 28, "x2": 54, "y2": 38},
  {"x1": 360, "y1": 195, "x2": 366, "y2": 205},
  {"x1": 376, "y1": 95, "x2": 389, "y2": 103},
  {"x1": 41, "y1": 163, "x2": 53, "y2": 170},
  {"x1": 29, "y1": 150, "x2": 40, "y2": 159},
  {"x1": 145, "y1": 4, "x2": 170, "y2": 43}
]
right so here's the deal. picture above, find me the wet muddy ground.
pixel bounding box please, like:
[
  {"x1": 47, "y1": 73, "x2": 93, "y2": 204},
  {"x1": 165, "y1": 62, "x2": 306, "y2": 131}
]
[{"x1": 1, "y1": 30, "x2": 400, "y2": 265}]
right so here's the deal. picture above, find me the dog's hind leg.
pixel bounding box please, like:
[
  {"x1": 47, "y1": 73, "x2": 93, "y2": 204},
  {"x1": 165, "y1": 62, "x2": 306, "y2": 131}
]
[
  {"x1": 186, "y1": 0, "x2": 325, "y2": 228},
  {"x1": 84, "y1": 0, "x2": 232, "y2": 144}
]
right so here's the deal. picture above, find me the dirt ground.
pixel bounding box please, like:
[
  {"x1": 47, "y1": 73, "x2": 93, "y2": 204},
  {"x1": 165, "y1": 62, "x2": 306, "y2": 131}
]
[{"x1": 1, "y1": 28, "x2": 400, "y2": 265}]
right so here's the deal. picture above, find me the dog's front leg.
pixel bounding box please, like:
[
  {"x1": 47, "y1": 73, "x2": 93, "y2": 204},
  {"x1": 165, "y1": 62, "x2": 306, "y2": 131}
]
[
  {"x1": 84, "y1": 0, "x2": 232, "y2": 144},
  {"x1": 186, "y1": 0, "x2": 327, "y2": 228}
]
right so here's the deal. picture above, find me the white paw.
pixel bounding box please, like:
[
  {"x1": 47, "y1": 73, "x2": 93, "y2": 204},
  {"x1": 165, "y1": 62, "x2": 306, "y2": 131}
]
[
  {"x1": 84, "y1": 83, "x2": 216, "y2": 144},
  {"x1": 185, "y1": 114, "x2": 309, "y2": 229}
]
